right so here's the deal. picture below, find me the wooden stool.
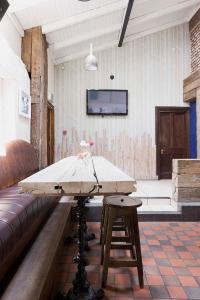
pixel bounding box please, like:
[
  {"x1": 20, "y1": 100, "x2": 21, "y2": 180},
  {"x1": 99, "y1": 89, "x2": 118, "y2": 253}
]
[
  {"x1": 101, "y1": 196, "x2": 143, "y2": 288},
  {"x1": 100, "y1": 196, "x2": 128, "y2": 244}
]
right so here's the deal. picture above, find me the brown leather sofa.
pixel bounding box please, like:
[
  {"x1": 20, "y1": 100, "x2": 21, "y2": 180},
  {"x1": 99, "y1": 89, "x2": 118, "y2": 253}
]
[{"x1": 0, "y1": 140, "x2": 60, "y2": 282}]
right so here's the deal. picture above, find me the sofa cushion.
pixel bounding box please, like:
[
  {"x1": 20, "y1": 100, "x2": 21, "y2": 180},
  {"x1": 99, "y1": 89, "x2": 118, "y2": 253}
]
[{"x1": 0, "y1": 191, "x2": 57, "y2": 265}]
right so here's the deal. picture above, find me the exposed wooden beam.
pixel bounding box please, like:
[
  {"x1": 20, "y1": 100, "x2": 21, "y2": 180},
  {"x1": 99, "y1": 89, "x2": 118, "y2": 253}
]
[
  {"x1": 190, "y1": 6, "x2": 200, "y2": 31},
  {"x1": 42, "y1": 0, "x2": 127, "y2": 34},
  {"x1": 118, "y1": 0, "x2": 134, "y2": 47},
  {"x1": 51, "y1": 23, "x2": 121, "y2": 51},
  {"x1": 22, "y1": 27, "x2": 48, "y2": 169}
]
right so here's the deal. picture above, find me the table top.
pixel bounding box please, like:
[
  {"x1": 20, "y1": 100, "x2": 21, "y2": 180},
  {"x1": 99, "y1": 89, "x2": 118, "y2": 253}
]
[{"x1": 19, "y1": 156, "x2": 137, "y2": 196}]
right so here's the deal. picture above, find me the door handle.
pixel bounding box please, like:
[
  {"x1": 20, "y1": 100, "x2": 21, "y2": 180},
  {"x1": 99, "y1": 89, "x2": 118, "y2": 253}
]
[{"x1": 161, "y1": 149, "x2": 164, "y2": 155}]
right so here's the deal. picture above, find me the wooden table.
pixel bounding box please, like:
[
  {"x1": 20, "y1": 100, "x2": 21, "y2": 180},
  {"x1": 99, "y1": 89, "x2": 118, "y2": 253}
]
[{"x1": 19, "y1": 156, "x2": 136, "y2": 300}]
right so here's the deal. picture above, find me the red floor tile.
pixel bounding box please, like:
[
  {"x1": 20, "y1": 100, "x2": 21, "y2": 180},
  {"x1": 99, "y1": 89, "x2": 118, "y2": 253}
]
[
  {"x1": 57, "y1": 222, "x2": 200, "y2": 299},
  {"x1": 167, "y1": 286, "x2": 188, "y2": 299},
  {"x1": 178, "y1": 275, "x2": 198, "y2": 287},
  {"x1": 170, "y1": 258, "x2": 185, "y2": 267},
  {"x1": 146, "y1": 274, "x2": 164, "y2": 286},
  {"x1": 189, "y1": 267, "x2": 200, "y2": 276},
  {"x1": 143, "y1": 258, "x2": 156, "y2": 266},
  {"x1": 133, "y1": 285, "x2": 151, "y2": 298},
  {"x1": 153, "y1": 251, "x2": 167, "y2": 259},
  {"x1": 159, "y1": 266, "x2": 175, "y2": 276}
]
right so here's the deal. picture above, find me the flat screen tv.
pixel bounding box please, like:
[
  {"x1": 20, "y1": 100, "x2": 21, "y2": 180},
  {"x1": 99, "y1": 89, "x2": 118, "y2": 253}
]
[{"x1": 87, "y1": 89, "x2": 128, "y2": 116}]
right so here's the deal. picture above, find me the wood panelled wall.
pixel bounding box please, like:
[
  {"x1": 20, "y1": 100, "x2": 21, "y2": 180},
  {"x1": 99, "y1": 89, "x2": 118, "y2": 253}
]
[
  {"x1": 22, "y1": 27, "x2": 48, "y2": 169},
  {"x1": 54, "y1": 24, "x2": 191, "y2": 179}
]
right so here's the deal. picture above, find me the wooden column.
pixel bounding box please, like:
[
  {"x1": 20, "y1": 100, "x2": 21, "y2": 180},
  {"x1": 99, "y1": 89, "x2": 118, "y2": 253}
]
[{"x1": 22, "y1": 27, "x2": 48, "y2": 169}]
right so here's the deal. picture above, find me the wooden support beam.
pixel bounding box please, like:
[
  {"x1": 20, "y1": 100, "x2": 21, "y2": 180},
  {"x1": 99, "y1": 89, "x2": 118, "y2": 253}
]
[
  {"x1": 22, "y1": 27, "x2": 48, "y2": 169},
  {"x1": 118, "y1": 0, "x2": 134, "y2": 47},
  {"x1": 183, "y1": 70, "x2": 200, "y2": 102},
  {"x1": 190, "y1": 7, "x2": 200, "y2": 32}
]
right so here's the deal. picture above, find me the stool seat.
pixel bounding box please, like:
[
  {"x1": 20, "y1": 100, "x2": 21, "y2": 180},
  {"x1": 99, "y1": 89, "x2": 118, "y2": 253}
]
[{"x1": 104, "y1": 195, "x2": 142, "y2": 208}]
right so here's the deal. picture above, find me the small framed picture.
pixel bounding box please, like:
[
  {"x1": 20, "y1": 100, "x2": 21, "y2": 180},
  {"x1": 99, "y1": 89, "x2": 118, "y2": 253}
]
[{"x1": 19, "y1": 90, "x2": 31, "y2": 119}]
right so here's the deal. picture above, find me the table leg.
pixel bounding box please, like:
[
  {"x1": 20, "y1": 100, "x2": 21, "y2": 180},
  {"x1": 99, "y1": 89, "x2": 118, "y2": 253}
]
[
  {"x1": 60, "y1": 196, "x2": 104, "y2": 300},
  {"x1": 72, "y1": 198, "x2": 95, "y2": 251}
]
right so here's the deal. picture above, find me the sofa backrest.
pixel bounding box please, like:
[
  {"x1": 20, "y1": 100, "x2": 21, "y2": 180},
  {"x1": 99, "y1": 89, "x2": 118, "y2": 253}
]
[{"x1": 0, "y1": 140, "x2": 39, "y2": 189}]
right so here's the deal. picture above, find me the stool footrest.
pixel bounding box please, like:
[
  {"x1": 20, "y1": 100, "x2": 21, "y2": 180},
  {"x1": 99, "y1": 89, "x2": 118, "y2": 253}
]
[
  {"x1": 110, "y1": 243, "x2": 132, "y2": 250},
  {"x1": 109, "y1": 257, "x2": 137, "y2": 268},
  {"x1": 111, "y1": 236, "x2": 129, "y2": 242},
  {"x1": 112, "y1": 226, "x2": 127, "y2": 231},
  {"x1": 113, "y1": 221, "x2": 124, "y2": 226}
]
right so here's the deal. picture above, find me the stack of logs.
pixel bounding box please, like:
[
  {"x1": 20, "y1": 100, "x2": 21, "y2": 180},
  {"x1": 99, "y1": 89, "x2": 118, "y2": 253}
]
[{"x1": 172, "y1": 159, "x2": 200, "y2": 202}]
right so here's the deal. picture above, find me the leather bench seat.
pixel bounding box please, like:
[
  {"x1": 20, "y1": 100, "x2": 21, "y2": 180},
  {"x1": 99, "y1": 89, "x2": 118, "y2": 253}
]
[
  {"x1": 0, "y1": 140, "x2": 61, "y2": 282},
  {"x1": 0, "y1": 191, "x2": 59, "y2": 281},
  {"x1": 0, "y1": 192, "x2": 57, "y2": 267}
]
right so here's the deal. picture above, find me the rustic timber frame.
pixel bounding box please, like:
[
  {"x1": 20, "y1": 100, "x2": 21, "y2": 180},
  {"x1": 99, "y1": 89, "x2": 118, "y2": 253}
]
[
  {"x1": 172, "y1": 9, "x2": 200, "y2": 203},
  {"x1": 22, "y1": 27, "x2": 48, "y2": 169}
]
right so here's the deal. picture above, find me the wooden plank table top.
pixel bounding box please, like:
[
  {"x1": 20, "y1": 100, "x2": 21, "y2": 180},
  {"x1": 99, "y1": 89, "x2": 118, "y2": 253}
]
[{"x1": 19, "y1": 156, "x2": 136, "y2": 196}]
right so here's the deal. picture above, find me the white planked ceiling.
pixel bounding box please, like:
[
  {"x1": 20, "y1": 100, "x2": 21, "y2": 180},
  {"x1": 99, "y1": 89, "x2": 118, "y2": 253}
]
[{"x1": 7, "y1": 0, "x2": 200, "y2": 64}]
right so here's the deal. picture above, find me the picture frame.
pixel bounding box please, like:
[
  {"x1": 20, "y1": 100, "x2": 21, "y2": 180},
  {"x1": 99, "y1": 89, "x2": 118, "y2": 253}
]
[{"x1": 18, "y1": 90, "x2": 31, "y2": 119}]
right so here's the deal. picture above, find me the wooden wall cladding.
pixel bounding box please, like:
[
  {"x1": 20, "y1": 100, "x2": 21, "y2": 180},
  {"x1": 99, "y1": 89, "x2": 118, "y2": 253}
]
[
  {"x1": 54, "y1": 24, "x2": 190, "y2": 179},
  {"x1": 57, "y1": 128, "x2": 157, "y2": 180}
]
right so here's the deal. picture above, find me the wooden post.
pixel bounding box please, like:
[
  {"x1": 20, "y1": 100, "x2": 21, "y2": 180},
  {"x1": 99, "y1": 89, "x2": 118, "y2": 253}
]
[{"x1": 22, "y1": 27, "x2": 48, "y2": 169}]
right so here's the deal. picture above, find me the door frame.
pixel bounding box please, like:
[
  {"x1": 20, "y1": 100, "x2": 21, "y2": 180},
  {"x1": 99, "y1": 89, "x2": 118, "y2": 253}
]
[
  {"x1": 155, "y1": 106, "x2": 190, "y2": 179},
  {"x1": 47, "y1": 101, "x2": 55, "y2": 165}
]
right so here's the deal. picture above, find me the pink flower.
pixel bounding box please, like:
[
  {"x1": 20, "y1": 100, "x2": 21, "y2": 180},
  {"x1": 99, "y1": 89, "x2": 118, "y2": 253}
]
[{"x1": 88, "y1": 140, "x2": 94, "y2": 147}]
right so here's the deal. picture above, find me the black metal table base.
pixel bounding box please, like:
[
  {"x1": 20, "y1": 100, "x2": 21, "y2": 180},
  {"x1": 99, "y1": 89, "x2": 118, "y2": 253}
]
[
  {"x1": 71, "y1": 197, "x2": 96, "y2": 251},
  {"x1": 57, "y1": 286, "x2": 104, "y2": 300},
  {"x1": 58, "y1": 196, "x2": 104, "y2": 300}
]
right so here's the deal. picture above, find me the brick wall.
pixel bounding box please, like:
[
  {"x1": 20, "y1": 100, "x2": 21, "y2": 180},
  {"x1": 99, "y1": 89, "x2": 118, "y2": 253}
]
[{"x1": 190, "y1": 9, "x2": 200, "y2": 73}]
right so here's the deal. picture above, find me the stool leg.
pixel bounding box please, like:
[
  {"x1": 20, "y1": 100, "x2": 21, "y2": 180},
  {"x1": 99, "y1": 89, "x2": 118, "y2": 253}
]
[
  {"x1": 102, "y1": 209, "x2": 114, "y2": 288},
  {"x1": 100, "y1": 203, "x2": 105, "y2": 245},
  {"x1": 100, "y1": 205, "x2": 108, "y2": 265},
  {"x1": 132, "y1": 212, "x2": 144, "y2": 288},
  {"x1": 127, "y1": 216, "x2": 136, "y2": 260}
]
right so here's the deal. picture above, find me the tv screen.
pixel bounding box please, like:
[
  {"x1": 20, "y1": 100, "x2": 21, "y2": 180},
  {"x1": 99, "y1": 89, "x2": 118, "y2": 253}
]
[{"x1": 87, "y1": 89, "x2": 128, "y2": 116}]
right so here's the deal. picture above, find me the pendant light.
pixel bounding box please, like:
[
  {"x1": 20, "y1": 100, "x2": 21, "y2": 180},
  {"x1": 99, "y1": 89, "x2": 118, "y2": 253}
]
[{"x1": 85, "y1": 43, "x2": 98, "y2": 71}]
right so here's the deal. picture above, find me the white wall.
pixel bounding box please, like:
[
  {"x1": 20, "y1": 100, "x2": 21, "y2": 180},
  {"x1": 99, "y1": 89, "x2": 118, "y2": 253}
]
[
  {"x1": 54, "y1": 23, "x2": 191, "y2": 179},
  {"x1": 0, "y1": 15, "x2": 21, "y2": 57},
  {"x1": 0, "y1": 14, "x2": 30, "y2": 148}
]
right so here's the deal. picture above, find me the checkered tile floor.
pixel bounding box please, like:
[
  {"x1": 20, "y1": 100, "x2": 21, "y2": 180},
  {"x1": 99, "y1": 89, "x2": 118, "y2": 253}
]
[{"x1": 58, "y1": 222, "x2": 200, "y2": 299}]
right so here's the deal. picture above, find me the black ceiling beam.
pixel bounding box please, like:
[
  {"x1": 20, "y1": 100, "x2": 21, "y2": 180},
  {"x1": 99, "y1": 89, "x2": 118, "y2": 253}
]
[
  {"x1": 0, "y1": 0, "x2": 9, "y2": 22},
  {"x1": 118, "y1": 0, "x2": 134, "y2": 47}
]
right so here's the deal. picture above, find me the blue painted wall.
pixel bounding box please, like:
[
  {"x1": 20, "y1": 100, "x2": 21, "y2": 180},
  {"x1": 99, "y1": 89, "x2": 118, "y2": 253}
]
[{"x1": 190, "y1": 101, "x2": 197, "y2": 158}]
